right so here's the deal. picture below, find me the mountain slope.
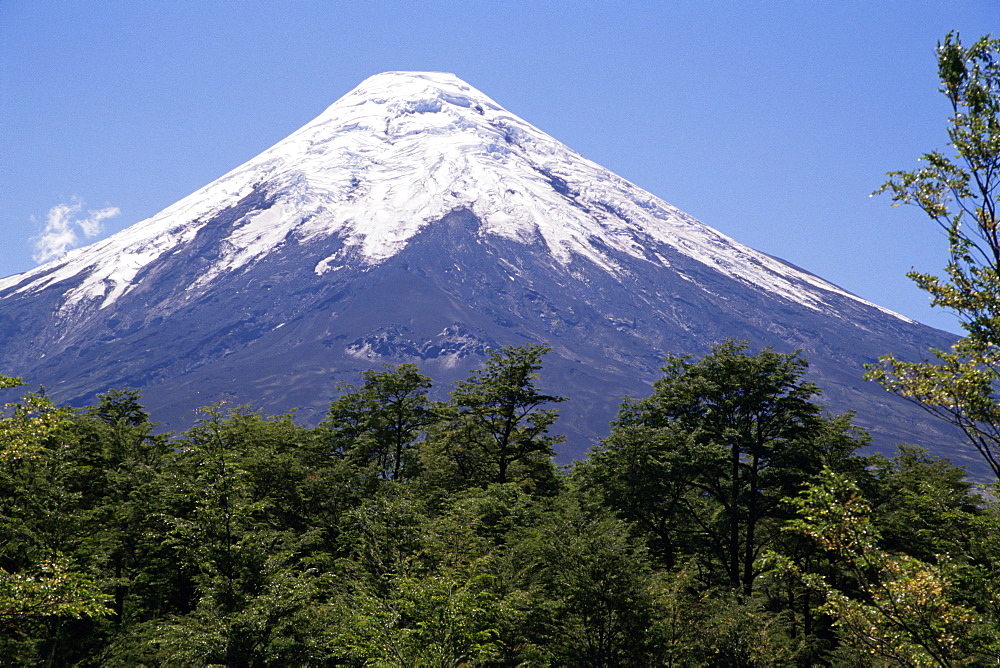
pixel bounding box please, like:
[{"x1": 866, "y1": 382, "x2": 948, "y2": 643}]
[{"x1": 0, "y1": 72, "x2": 967, "y2": 472}]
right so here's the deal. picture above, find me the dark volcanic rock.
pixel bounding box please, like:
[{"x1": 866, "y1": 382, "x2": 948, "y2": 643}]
[{"x1": 0, "y1": 72, "x2": 971, "y2": 475}]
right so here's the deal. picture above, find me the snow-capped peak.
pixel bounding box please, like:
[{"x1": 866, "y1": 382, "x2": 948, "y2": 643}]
[{"x1": 1, "y1": 71, "x2": 909, "y2": 322}]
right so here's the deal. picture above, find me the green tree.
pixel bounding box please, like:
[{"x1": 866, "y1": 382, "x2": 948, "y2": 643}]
[
  {"x1": 868, "y1": 32, "x2": 1000, "y2": 479},
  {"x1": 69, "y1": 389, "x2": 172, "y2": 628},
  {"x1": 0, "y1": 557, "x2": 110, "y2": 624},
  {"x1": 330, "y1": 482, "x2": 532, "y2": 665},
  {"x1": 509, "y1": 492, "x2": 658, "y2": 666},
  {"x1": 772, "y1": 468, "x2": 998, "y2": 666},
  {"x1": 133, "y1": 405, "x2": 339, "y2": 665},
  {"x1": 590, "y1": 341, "x2": 867, "y2": 598},
  {"x1": 322, "y1": 363, "x2": 433, "y2": 481},
  {"x1": 647, "y1": 565, "x2": 799, "y2": 667},
  {"x1": 0, "y1": 376, "x2": 113, "y2": 661},
  {"x1": 99, "y1": 402, "x2": 368, "y2": 666},
  {"x1": 335, "y1": 567, "x2": 509, "y2": 667},
  {"x1": 427, "y1": 344, "x2": 565, "y2": 488},
  {"x1": 866, "y1": 446, "x2": 981, "y2": 563}
]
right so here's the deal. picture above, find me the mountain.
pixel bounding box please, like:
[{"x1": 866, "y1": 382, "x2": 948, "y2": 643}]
[{"x1": 0, "y1": 72, "x2": 968, "y2": 472}]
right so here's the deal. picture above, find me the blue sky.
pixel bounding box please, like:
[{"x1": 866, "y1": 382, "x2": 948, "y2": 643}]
[{"x1": 2, "y1": 1, "x2": 996, "y2": 334}]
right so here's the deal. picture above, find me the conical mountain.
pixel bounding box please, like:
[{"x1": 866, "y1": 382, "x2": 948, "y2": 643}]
[{"x1": 0, "y1": 72, "x2": 963, "y2": 469}]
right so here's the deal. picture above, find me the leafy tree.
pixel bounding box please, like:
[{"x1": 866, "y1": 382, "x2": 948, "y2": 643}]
[
  {"x1": 330, "y1": 482, "x2": 535, "y2": 665},
  {"x1": 426, "y1": 344, "x2": 565, "y2": 489},
  {"x1": 647, "y1": 565, "x2": 799, "y2": 667},
  {"x1": 137, "y1": 405, "x2": 340, "y2": 665},
  {"x1": 590, "y1": 341, "x2": 867, "y2": 597},
  {"x1": 508, "y1": 493, "x2": 658, "y2": 666},
  {"x1": 584, "y1": 421, "x2": 700, "y2": 571},
  {"x1": 96, "y1": 402, "x2": 368, "y2": 666},
  {"x1": 338, "y1": 483, "x2": 433, "y2": 589},
  {"x1": 335, "y1": 567, "x2": 509, "y2": 667},
  {"x1": 322, "y1": 363, "x2": 433, "y2": 481},
  {"x1": 67, "y1": 389, "x2": 173, "y2": 628},
  {"x1": 868, "y1": 32, "x2": 1000, "y2": 479},
  {"x1": 0, "y1": 557, "x2": 110, "y2": 623},
  {"x1": 0, "y1": 376, "x2": 113, "y2": 661},
  {"x1": 866, "y1": 446, "x2": 981, "y2": 563},
  {"x1": 86, "y1": 387, "x2": 150, "y2": 426},
  {"x1": 772, "y1": 468, "x2": 998, "y2": 666}
]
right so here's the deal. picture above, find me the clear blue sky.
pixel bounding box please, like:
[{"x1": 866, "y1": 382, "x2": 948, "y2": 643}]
[{"x1": 2, "y1": 1, "x2": 997, "y2": 334}]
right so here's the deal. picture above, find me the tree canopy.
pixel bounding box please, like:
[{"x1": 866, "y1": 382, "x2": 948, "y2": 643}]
[
  {"x1": 1, "y1": 339, "x2": 999, "y2": 664},
  {"x1": 868, "y1": 32, "x2": 1000, "y2": 478}
]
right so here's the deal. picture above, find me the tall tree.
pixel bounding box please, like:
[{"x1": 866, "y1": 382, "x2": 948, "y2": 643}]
[
  {"x1": 73, "y1": 388, "x2": 171, "y2": 627},
  {"x1": 321, "y1": 363, "x2": 433, "y2": 480},
  {"x1": 868, "y1": 32, "x2": 1000, "y2": 479},
  {"x1": 0, "y1": 376, "x2": 113, "y2": 661},
  {"x1": 131, "y1": 406, "x2": 333, "y2": 665},
  {"x1": 774, "y1": 468, "x2": 997, "y2": 666},
  {"x1": 509, "y1": 493, "x2": 658, "y2": 666},
  {"x1": 431, "y1": 344, "x2": 565, "y2": 487},
  {"x1": 590, "y1": 341, "x2": 866, "y2": 597}
]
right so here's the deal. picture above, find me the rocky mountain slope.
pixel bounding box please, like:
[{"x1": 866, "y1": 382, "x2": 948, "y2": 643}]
[{"x1": 0, "y1": 72, "x2": 966, "y2": 471}]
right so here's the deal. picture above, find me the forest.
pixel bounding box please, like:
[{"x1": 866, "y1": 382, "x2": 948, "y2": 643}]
[{"x1": 1, "y1": 340, "x2": 999, "y2": 666}]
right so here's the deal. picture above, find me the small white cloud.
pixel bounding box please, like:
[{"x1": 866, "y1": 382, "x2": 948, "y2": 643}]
[{"x1": 32, "y1": 197, "x2": 120, "y2": 264}]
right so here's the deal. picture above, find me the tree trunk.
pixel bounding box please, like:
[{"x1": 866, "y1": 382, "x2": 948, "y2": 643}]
[
  {"x1": 742, "y1": 453, "x2": 760, "y2": 598},
  {"x1": 729, "y1": 440, "x2": 741, "y2": 590}
]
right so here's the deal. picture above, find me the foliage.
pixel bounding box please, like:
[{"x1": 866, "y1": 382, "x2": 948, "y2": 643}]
[
  {"x1": 771, "y1": 468, "x2": 998, "y2": 666},
  {"x1": 0, "y1": 556, "x2": 110, "y2": 622},
  {"x1": 333, "y1": 565, "x2": 511, "y2": 666},
  {"x1": 2, "y1": 332, "x2": 1000, "y2": 664},
  {"x1": 589, "y1": 340, "x2": 866, "y2": 597},
  {"x1": 644, "y1": 563, "x2": 802, "y2": 666},
  {"x1": 0, "y1": 376, "x2": 114, "y2": 661},
  {"x1": 507, "y1": 492, "x2": 658, "y2": 666},
  {"x1": 321, "y1": 363, "x2": 433, "y2": 481},
  {"x1": 865, "y1": 446, "x2": 981, "y2": 563},
  {"x1": 0, "y1": 376, "x2": 68, "y2": 463},
  {"x1": 425, "y1": 344, "x2": 565, "y2": 490},
  {"x1": 868, "y1": 32, "x2": 1000, "y2": 478}
]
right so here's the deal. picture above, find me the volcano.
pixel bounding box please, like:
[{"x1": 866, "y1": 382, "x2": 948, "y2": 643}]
[{"x1": 0, "y1": 72, "x2": 965, "y2": 470}]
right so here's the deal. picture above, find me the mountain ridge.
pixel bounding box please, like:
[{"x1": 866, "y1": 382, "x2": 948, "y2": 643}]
[
  {"x1": 0, "y1": 72, "x2": 970, "y2": 473},
  {"x1": 1, "y1": 71, "x2": 910, "y2": 324}
]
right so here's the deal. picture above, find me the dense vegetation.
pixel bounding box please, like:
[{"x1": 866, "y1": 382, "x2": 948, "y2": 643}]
[{"x1": 2, "y1": 341, "x2": 999, "y2": 666}]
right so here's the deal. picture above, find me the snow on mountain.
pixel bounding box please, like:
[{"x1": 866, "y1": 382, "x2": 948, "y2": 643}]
[
  {"x1": 1, "y1": 71, "x2": 907, "y2": 322},
  {"x1": 0, "y1": 70, "x2": 969, "y2": 474}
]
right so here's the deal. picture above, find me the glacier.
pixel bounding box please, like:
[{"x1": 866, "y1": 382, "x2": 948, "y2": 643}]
[
  {"x1": 0, "y1": 70, "x2": 969, "y2": 474},
  {"x1": 1, "y1": 71, "x2": 909, "y2": 322}
]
